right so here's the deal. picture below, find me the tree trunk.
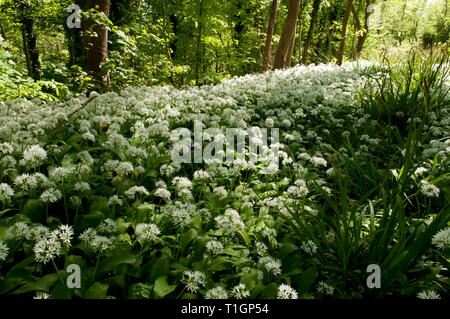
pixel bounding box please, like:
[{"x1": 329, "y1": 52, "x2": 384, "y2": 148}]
[
  {"x1": 21, "y1": 25, "x2": 32, "y2": 78},
  {"x1": 195, "y1": 0, "x2": 203, "y2": 85},
  {"x1": 297, "y1": 0, "x2": 305, "y2": 64},
  {"x1": 336, "y1": 0, "x2": 353, "y2": 66},
  {"x1": 301, "y1": 0, "x2": 321, "y2": 64},
  {"x1": 0, "y1": 21, "x2": 7, "y2": 42},
  {"x1": 355, "y1": 0, "x2": 375, "y2": 58},
  {"x1": 285, "y1": 26, "x2": 297, "y2": 67},
  {"x1": 273, "y1": 0, "x2": 301, "y2": 70},
  {"x1": 21, "y1": 16, "x2": 40, "y2": 80},
  {"x1": 82, "y1": 0, "x2": 111, "y2": 88},
  {"x1": 262, "y1": 0, "x2": 279, "y2": 72},
  {"x1": 350, "y1": 3, "x2": 361, "y2": 60}
]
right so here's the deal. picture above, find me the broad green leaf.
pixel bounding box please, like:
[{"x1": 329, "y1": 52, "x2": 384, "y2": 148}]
[
  {"x1": 153, "y1": 276, "x2": 176, "y2": 298},
  {"x1": 85, "y1": 282, "x2": 109, "y2": 299}
]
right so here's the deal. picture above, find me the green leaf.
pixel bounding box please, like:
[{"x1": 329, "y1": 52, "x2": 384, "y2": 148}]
[
  {"x1": 153, "y1": 276, "x2": 176, "y2": 298},
  {"x1": 260, "y1": 283, "x2": 278, "y2": 298},
  {"x1": 11, "y1": 273, "x2": 58, "y2": 294},
  {"x1": 297, "y1": 266, "x2": 317, "y2": 294},
  {"x1": 151, "y1": 256, "x2": 169, "y2": 280},
  {"x1": 238, "y1": 230, "x2": 251, "y2": 247},
  {"x1": 22, "y1": 199, "x2": 44, "y2": 222},
  {"x1": 179, "y1": 228, "x2": 197, "y2": 256},
  {"x1": 97, "y1": 249, "x2": 137, "y2": 275},
  {"x1": 85, "y1": 282, "x2": 109, "y2": 299}
]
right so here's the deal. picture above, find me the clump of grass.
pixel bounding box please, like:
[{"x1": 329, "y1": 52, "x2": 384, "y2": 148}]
[{"x1": 359, "y1": 48, "x2": 449, "y2": 137}]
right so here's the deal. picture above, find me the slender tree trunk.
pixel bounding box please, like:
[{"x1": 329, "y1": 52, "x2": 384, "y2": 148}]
[
  {"x1": 21, "y1": 25, "x2": 32, "y2": 78},
  {"x1": 273, "y1": 0, "x2": 301, "y2": 70},
  {"x1": 336, "y1": 0, "x2": 353, "y2": 66},
  {"x1": 262, "y1": 0, "x2": 279, "y2": 72},
  {"x1": 298, "y1": 0, "x2": 305, "y2": 64},
  {"x1": 195, "y1": 0, "x2": 203, "y2": 85},
  {"x1": 82, "y1": 0, "x2": 111, "y2": 88},
  {"x1": 0, "y1": 21, "x2": 7, "y2": 42},
  {"x1": 285, "y1": 25, "x2": 297, "y2": 67},
  {"x1": 21, "y1": 16, "x2": 40, "y2": 80},
  {"x1": 350, "y1": 3, "x2": 361, "y2": 59},
  {"x1": 301, "y1": 0, "x2": 321, "y2": 64},
  {"x1": 355, "y1": 0, "x2": 375, "y2": 58}
]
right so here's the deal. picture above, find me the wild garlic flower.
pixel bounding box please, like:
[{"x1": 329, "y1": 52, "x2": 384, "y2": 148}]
[
  {"x1": 286, "y1": 179, "x2": 309, "y2": 198},
  {"x1": 79, "y1": 228, "x2": 97, "y2": 243},
  {"x1": 214, "y1": 208, "x2": 245, "y2": 236},
  {"x1": 316, "y1": 281, "x2": 335, "y2": 296},
  {"x1": 255, "y1": 241, "x2": 268, "y2": 256},
  {"x1": 49, "y1": 167, "x2": 74, "y2": 180},
  {"x1": 258, "y1": 256, "x2": 282, "y2": 276},
  {"x1": 205, "y1": 240, "x2": 224, "y2": 255},
  {"x1": 417, "y1": 290, "x2": 441, "y2": 299},
  {"x1": 0, "y1": 142, "x2": 13, "y2": 154},
  {"x1": 14, "y1": 174, "x2": 38, "y2": 192},
  {"x1": 20, "y1": 145, "x2": 47, "y2": 168},
  {"x1": 231, "y1": 283, "x2": 250, "y2": 299},
  {"x1": 431, "y1": 227, "x2": 450, "y2": 250},
  {"x1": 0, "y1": 241, "x2": 9, "y2": 261},
  {"x1": 0, "y1": 183, "x2": 14, "y2": 201},
  {"x1": 69, "y1": 195, "x2": 82, "y2": 207},
  {"x1": 414, "y1": 167, "x2": 428, "y2": 176},
  {"x1": 205, "y1": 286, "x2": 228, "y2": 299},
  {"x1": 26, "y1": 225, "x2": 50, "y2": 242},
  {"x1": 51, "y1": 225, "x2": 74, "y2": 246},
  {"x1": 125, "y1": 186, "x2": 149, "y2": 199},
  {"x1": 34, "y1": 237, "x2": 62, "y2": 264},
  {"x1": 9, "y1": 222, "x2": 30, "y2": 240},
  {"x1": 40, "y1": 188, "x2": 62, "y2": 204},
  {"x1": 154, "y1": 187, "x2": 171, "y2": 201},
  {"x1": 97, "y1": 218, "x2": 118, "y2": 235},
  {"x1": 419, "y1": 180, "x2": 440, "y2": 198},
  {"x1": 277, "y1": 284, "x2": 298, "y2": 299},
  {"x1": 310, "y1": 156, "x2": 327, "y2": 167},
  {"x1": 301, "y1": 240, "x2": 318, "y2": 256},
  {"x1": 108, "y1": 195, "x2": 123, "y2": 206},
  {"x1": 34, "y1": 292, "x2": 50, "y2": 299},
  {"x1": 74, "y1": 181, "x2": 91, "y2": 193},
  {"x1": 90, "y1": 235, "x2": 114, "y2": 254},
  {"x1": 182, "y1": 270, "x2": 207, "y2": 293},
  {"x1": 172, "y1": 177, "x2": 193, "y2": 197},
  {"x1": 213, "y1": 186, "x2": 228, "y2": 198},
  {"x1": 135, "y1": 223, "x2": 161, "y2": 242}
]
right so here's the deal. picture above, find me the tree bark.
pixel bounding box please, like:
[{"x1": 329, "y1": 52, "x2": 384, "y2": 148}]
[
  {"x1": 21, "y1": 25, "x2": 32, "y2": 78},
  {"x1": 0, "y1": 21, "x2": 7, "y2": 42},
  {"x1": 285, "y1": 25, "x2": 297, "y2": 67},
  {"x1": 273, "y1": 0, "x2": 301, "y2": 70},
  {"x1": 336, "y1": 0, "x2": 353, "y2": 66},
  {"x1": 355, "y1": 0, "x2": 375, "y2": 58},
  {"x1": 82, "y1": 0, "x2": 111, "y2": 88},
  {"x1": 21, "y1": 16, "x2": 40, "y2": 80},
  {"x1": 262, "y1": 0, "x2": 279, "y2": 72},
  {"x1": 195, "y1": 0, "x2": 203, "y2": 85},
  {"x1": 301, "y1": 0, "x2": 321, "y2": 64}
]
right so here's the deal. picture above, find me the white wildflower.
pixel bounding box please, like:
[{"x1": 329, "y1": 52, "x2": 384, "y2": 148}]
[
  {"x1": 135, "y1": 223, "x2": 161, "y2": 242},
  {"x1": 231, "y1": 283, "x2": 250, "y2": 299},
  {"x1": 431, "y1": 227, "x2": 450, "y2": 250},
  {"x1": 277, "y1": 284, "x2": 298, "y2": 299},
  {"x1": 205, "y1": 286, "x2": 228, "y2": 299}
]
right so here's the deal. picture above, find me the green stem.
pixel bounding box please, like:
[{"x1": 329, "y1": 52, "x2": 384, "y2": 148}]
[
  {"x1": 52, "y1": 259, "x2": 71, "y2": 299},
  {"x1": 92, "y1": 255, "x2": 100, "y2": 280},
  {"x1": 62, "y1": 180, "x2": 69, "y2": 224}
]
